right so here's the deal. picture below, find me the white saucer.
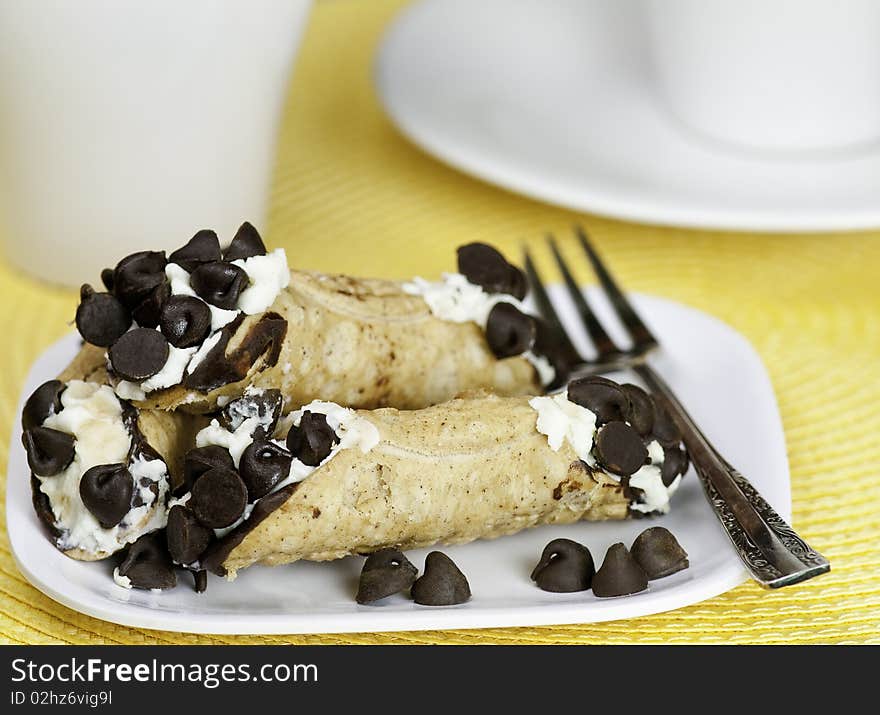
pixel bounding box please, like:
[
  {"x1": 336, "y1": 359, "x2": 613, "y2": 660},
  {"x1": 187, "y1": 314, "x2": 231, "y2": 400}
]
[
  {"x1": 375, "y1": 0, "x2": 880, "y2": 232},
  {"x1": 6, "y1": 290, "x2": 789, "y2": 634}
]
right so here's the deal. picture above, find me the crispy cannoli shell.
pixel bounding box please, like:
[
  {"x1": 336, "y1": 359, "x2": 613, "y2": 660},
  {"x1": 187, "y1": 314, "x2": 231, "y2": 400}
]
[
  {"x1": 65, "y1": 271, "x2": 542, "y2": 414},
  {"x1": 205, "y1": 394, "x2": 629, "y2": 578}
]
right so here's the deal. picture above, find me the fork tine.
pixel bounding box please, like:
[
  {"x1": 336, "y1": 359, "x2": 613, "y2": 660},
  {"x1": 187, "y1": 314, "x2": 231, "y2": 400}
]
[
  {"x1": 546, "y1": 234, "x2": 622, "y2": 360},
  {"x1": 521, "y1": 246, "x2": 581, "y2": 361},
  {"x1": 575, "y1": 226, "x2": 658, "y2": 350}
]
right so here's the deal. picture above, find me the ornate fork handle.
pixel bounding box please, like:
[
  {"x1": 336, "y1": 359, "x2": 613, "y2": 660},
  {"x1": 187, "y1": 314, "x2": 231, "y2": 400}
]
[{"x1": 634, "y1": 363, "x2": 830, "y2": 588}]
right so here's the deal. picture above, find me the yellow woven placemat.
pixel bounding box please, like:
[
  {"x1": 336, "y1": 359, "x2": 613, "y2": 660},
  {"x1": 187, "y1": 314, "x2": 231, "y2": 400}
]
[{"x1": 2, "y1": 0, "x2": 879, "y2": 645}]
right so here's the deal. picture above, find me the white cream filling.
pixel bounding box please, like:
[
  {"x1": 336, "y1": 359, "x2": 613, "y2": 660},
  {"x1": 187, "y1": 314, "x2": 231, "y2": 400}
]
[
  {"x1": 529, "y1": 393, "x2": 680, "y2": 514},
  {"x1": 403, "y1": 272, "x2": 555, "y2": 386},
  {"x1": 528, "y1": 392, "x2": 598, "y2": 464},
  {"x1": 38, "y1": 381, "x2": 170, "y2": 557},
  {"x1": 192, "y1": 398, "x2": 380, "y2": 539},
  {"x1": 186, "y1": 332, "x2": 222, "y2": 374},
  {"x1": 232, "y1": 249, "x2": 290, "y2": 314}
]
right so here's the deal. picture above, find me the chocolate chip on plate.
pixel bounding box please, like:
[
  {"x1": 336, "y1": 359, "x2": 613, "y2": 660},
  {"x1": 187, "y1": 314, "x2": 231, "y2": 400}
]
[
  {"x1": 568, "y1": 376, "x2": 630, "y2": 424},
  {"x1": 218, "y1": 389, "x2": 283, "y2": 435},
  {"x1": 79, "y1": 463, "x2": 134, "y2": 528},
  {"x1": 100, "y1": 267, "x2": 115, "y2": 292},
  {"x1": 621, "y1": 383, "x2": 655, "y2": 437},
  {"x1": 189, "y1": 467, "x2": 248, "y2": 529},
  {"x1": 109, "y1": 327, "x2": 169, "y2": 381},
  {"x1": 190, "y1": 261, "x2": 249, "y2": 310},
  {"x1": 167, "y1": 505, "x2": 213, "y2": 564},
  {"x1": 75, "y1": 285, "x2": 131, "y2": 347},
  {"x1": 591, "y1": 543, "x2": 649, "y2": 597},
  {"x1": 595, "y1": 421, "x2": 648, "y2": 477},
  {"x1": 181, "y1": 445, "x2": 235, "y2": 495},
  {"x1": 22, "y1": 427, "x2": 75, "y2": 477},
  {"x1": 223, "y1": 221, "x2": 267, "y2": 262},
  {"x1": 411, "y1": 551, "x2": 471, "y2": 606},
  {"x1": 169, "y1": 229, "x2": 222, "y2": 272},
  {"x1": 112, "y1": 251, "x2": 167, "y2": 309},
  {"x1": 192, "y1": 569, "x2": 208, "y2": 593},
  {"x1": 630, "y1": 527, "x2": 689, "y2": 580},
  {"x1": 159, "y1": 295, "x2": 212, "y2": 348},
  {"x1": 456, "y1": 242, "x2": 524, "y2": 298},
  {"x1": 21, "y1": 380, "x2": 65, "y2": 431},
  {"x1": 356, "y1": 548, "x2": 419, "y2": 604},
  {"x1": 116, "y1": 532, "x2": 177, "y2": 590},
  {"x1": 485, "y1": 302, "x2": 536, "y2": 358},
  {"x1": 286, "y1": 411, "x2": 339, "y2": 467},
  {"x1": 131, "y1": 279, "x2": 170, "y2": 329},
  {"x1": 652, "y1": 398, "x2": 682, "y2": 447},
  {"x1": 239, "y1": 440, "x2": 292, "y2": 501},
  {"x1": 661, "y1": 445, "x2": 689, "y2": 486},
  {"x1": 530, "y1": 538, "x2": 595, "y2": 593}
]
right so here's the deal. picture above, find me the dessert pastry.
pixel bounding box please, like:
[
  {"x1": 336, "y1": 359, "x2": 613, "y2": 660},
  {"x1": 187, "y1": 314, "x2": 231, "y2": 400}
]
[
  {"x1": 69, "y1": 225, "x2": 567, "y2": 414},
  {"x1": 21, "y1": 379, "x2": 203, "y2": 562},
  {"x1": 158, "y1": 377, "x2": 688, "y2": 581}
]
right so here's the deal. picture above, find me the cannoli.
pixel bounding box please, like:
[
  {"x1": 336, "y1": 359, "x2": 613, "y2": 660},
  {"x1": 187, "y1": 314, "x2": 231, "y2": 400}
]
[
  {"x1": 21, "y1": 378, "x2": 203, "y2": 561},
  {"x1": 156, "y1": 377, "x2": 688, "y2": 581},
  {"x1": 68, "y1": 225, "x2": 568, "y2": 414}
]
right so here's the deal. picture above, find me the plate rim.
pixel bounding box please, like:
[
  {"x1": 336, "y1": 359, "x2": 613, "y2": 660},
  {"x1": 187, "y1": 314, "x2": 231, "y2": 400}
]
[
  {"x1": 375, "y1": 0, "x2": 880, "y2": 233},
  {"x1": 6, "y1": 292, "x2": 789, "y2": 635}
]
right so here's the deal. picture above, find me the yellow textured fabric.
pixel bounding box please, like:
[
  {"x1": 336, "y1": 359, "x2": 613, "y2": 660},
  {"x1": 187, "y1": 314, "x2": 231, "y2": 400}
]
[{"x1": 1, "y1": 0, "x2": 879, "y2": 645}]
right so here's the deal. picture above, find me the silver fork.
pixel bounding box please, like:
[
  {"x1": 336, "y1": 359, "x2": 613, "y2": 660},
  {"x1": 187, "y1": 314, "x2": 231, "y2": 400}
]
[{"x1": 524, "y1": 227, "x2": 830, "y2": 589}]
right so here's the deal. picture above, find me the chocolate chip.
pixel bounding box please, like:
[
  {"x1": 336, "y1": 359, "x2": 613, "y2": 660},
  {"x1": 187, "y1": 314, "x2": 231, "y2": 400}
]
[
  {"x1": 530, "y1": 538, "x2": 595, "y2": 593},
  {"x1": 190, "y1": 261, "x2": 248, "y2": 310},
  {"x1": 116, "y1": 532, "x2": 177, "y2": 590},
  {"x1": 169, "y1": 229, "x2": 222, "y2": 272},
  {"x1": 218, "y1": 389, "x2": 283, "y2": 436},
  {"x1": 661, "y1": 445, "x2": 689, "y2": 486},
  {"x1": 22, "y1": 427, "x2": 75, "y2": 477},
  {"x1": 192, "y1": 569, "x2": 208, "y2": 593},
  {"x1": 79, "y1": 463, "x2": 134, "y2": 528},
  {"x1": 131, "y1": 280, "x2": 170, "y2": 329},
  {"x1": 239, "y1": 440, "x2": 292, "y2": 501},
  {"x1": 630, "y1": 527, "x2": 689, "y2": 580},
  {"x1": 223, "y1": 221, "x2": 266, "y2": 261},
  {"x1": 411, "y1": 551, "x2": 470, "y2": 606},
  {"x1": 113, "y1": 251, "x2": 167, "y2": 309},
  {"x1": 485, "y1": 302, "x2": 536, "y2": 358},
  {"x1": 75, "y1": 285, "x2": 131, "y2": 347},
  {"x1": 568, "y1": 376, "x2": 630, "y2": 424},
  {"x1": 21, "y1": 380, "x2": 65, "y2": 431},
  {"x1": 592, "y1": 543, "x2": 648, "y2": 597},
  {"x1": 109, "y1": 327, "x2": 169, "y2": 381},
  {"x1": 532, "y1": 319, "x2": 571, "y2": 390},
  {"x1": 456, "y1": 242, "x2": 524, "y2": 297},
  {"x1": 181, "y1": 445, "x2": 235, "y2": 495},
  {"x1": 167, "y1": 505, "x2": 213, "y2": 564},
  {"x1": 652, "y1": 399, "x2": 682, "y2": 447},
  {"x1": 159, "y1": 295, "x2": 212, "y2": 348},
  {"x1": 621, "y1": 383, "x2": 655, "y2": 437},
  {"x1": 100, "y1": 268, "x2": 115, "y2": 292},
  {"x1": 190, "y1": 467, "x2": 248, "y2": 529},
  {"x1": 286, "y1": 411, "x2": 339, "y2": 467},
  {"x1": 356, "y1": 548, "x2": 419, "y2": 604},
  {"x1": 595, "y1": 421, "x2": 648, "y2": 477}
]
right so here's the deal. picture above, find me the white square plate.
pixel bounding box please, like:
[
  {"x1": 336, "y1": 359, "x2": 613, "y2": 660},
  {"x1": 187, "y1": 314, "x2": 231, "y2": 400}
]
[{"x1": 6, "y1": 290, "x2": 789, "y2": 634}]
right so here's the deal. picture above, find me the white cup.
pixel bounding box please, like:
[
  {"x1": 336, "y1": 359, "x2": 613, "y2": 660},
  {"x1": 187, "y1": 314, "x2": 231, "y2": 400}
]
[
  {"x1": 0, "y1": 0, "x2": 312, "y2": 287},
  {"x1": 642, "y1": 0, "x2": 880, "y2": 153}
]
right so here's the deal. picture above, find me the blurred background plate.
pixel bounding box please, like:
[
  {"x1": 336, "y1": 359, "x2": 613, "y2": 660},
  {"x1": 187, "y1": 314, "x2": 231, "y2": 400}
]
[{"x1": 375, "y1": 0, "x2": 880, "y2": 232}]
